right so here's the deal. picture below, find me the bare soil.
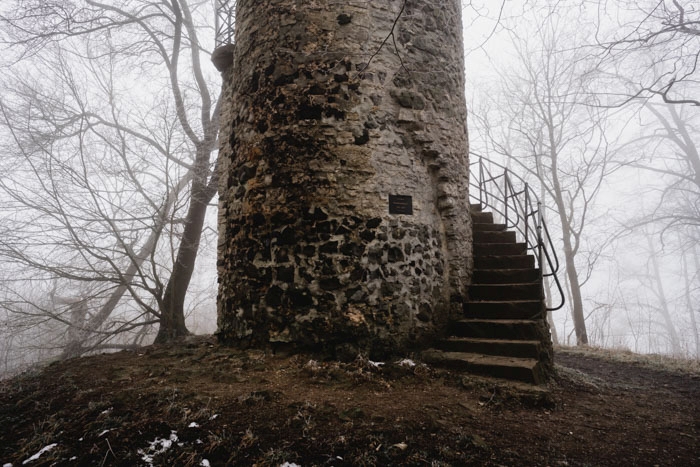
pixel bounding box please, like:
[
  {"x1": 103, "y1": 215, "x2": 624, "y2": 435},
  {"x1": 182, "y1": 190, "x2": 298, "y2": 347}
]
[{"x1": 1, "y1": 336, "x2": 698, "y2": 466}]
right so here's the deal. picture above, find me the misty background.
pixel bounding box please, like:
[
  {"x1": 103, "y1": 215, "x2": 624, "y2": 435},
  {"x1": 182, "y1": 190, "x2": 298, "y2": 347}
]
[{"x1": 0, "y1": 0, "x2": 697, "y2": 377}]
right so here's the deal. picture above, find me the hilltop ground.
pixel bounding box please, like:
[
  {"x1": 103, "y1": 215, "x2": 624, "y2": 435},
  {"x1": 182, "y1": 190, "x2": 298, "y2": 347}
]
[{"x1": 1, "y1": 337, "x2": 699, "y2": 466}]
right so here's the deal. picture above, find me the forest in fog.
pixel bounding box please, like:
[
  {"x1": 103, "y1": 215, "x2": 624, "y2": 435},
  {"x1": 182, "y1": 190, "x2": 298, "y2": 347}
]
[
  {"x1": 466, "y1": 0, "x2": 700, "y2": 356},
  {"x1": 0, "y1": 0, "x2": 698, "y2": 377}
]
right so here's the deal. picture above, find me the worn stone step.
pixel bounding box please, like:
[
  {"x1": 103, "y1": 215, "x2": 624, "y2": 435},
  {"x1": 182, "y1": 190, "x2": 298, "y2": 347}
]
[
  {"x1": 474, "y1": 230, "x2": 516, "y2": 244},
  {"x1": 473, "y1": 268, "x2": 540, "y2": 284},
  {"x1": 435, "y1": 337, "x2": 541, "y2": 359},
  {"x1": 474, "y1": 242, "x2": 527, "y2": 256},
  {"x1": 475, "y1": 255, "x2": 535, "y2": 269},
  {"x1": 422, "y1": 349, "x2": 544, "y2": 384},
  {"x1": 469, "y1": 283, "x2": 542, "y2": 301},
  {"x1": 473, "y1": 222, "x2": 507, "y2": 232},
  {"x1": 445, "y1": 206, "x2": 555, "y2": 384},
  {"x1": 465, "y1": 300, "x2": 544, "y2": 320},
  {"x1": 451, "y1": 319, "x2": 541, "y2": 340},
  {"x1": 471, "y1": 211, "x2": 493, "y2": 223}
]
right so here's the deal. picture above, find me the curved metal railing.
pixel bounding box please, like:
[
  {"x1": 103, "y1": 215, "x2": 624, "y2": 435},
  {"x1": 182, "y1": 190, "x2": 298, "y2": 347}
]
[{"x1": 469, "y1": 154, "x2": 565, "y2": 311}]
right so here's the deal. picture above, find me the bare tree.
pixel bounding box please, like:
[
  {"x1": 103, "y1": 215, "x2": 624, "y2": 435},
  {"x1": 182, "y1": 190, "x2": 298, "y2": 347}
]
[
  {"x1": 472, "y1": 8, "x2": 622, "y2": 345},
  {"x1": 624, "y1": 102, "x2": 700, "y2": 241},
  {"x1": 687, "y1": 247, "x2": 700, "y2": 357},
  {"x1": 0, "y1": 0, "x2": 221, "y2": 358},
  {"x1": 611, "y1": 100, "x2": 700, "y2": 355},
  {"x1": 595, "y1": 0, "x2": 700, "y2": 106},
  {"x1": 645, "y1": 234, "x2": 683, "y2": 354}
]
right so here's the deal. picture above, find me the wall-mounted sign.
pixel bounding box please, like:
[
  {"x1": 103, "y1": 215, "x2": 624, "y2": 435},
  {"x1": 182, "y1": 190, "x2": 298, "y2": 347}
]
[{"x1": 389, "y1": 195, "x2": 413, "y2": 215}]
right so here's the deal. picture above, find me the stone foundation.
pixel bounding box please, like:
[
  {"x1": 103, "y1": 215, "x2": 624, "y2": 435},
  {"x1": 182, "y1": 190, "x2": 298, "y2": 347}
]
[{"x1": 216, "y1": 0, "x2": 471, "y2": 357}]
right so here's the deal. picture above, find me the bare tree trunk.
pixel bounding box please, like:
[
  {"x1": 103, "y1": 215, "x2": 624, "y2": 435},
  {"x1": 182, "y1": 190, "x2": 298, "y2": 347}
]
[
  {"x1": 560, "y1": 233, "x2": 588, "y2": 345},
  {"x1": 689, "y1": 248, "x2": 700, "y2": 358},
  {"x1": 544, "y1": 278, "x2": 559, "y2": 344},
  {"x1": 155, "y1": 152, "x2": 218, "y2": 343},
  {"x1": 646, "y1": 235, "x2": 682, "y2": 355},
  {"x1": 536, "y1": 156, "x2": 559, "y2": 345},
  {"x1": 547, "y1": 125, "x2": 588, "y2": 345},
  {"x1": 153, "y1": 0, "x2": 222, "y2": 343}
]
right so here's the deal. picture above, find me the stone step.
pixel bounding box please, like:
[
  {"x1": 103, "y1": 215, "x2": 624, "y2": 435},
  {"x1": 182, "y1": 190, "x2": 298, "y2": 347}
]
[
  {"x1": 473, "y1": 268, "x2": 540, "y2": 284},
  {"x1": 471, "y1": 211, "x2": 493, "y2": 224},
  {"x1": 474, "y1": 230, "x2": 516, "y2": 244},
  {"x1": 473, "y1": 242, "x2": 527, "y2": 256},
  {"x1": 472, "y1": 222, "x2": 507, "y2": 232},
  {"x1": 451, "y1": 319, "x2": 541, "y2": 340},
  {"x1": 469, "y1": 283, "x2": 542, "y2": 301},
  {"x1": 422, "y1": 349, "x2": 544, "y2": 385},
  {"x1": 475, "y1": 255, "x2": 535, "y2": 269},
  {"x1": 444, "y1": 206, "x2": 554, "y2": 385},
  {"x1": 435, "y1": 337, "x2": 541, "y2": 359},
  {"x1": 465, "y1": 300, "x2": 544, "y2": 320}
]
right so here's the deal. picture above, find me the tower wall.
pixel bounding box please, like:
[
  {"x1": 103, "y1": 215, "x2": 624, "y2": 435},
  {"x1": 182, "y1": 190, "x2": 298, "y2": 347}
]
[{"x1": 216, "y1": 0, "x2": 471, "y2": 357}]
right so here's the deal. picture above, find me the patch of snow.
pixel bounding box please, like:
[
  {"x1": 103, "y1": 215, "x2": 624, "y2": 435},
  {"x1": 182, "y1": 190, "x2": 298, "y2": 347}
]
[
  {"x1": 397, "y1": 358, "x2": 416, "y2": 368},
  {"x1": 69, "y1": 457, "x2": 77, "y2": 461},
  {"x1": 196, "y1": 439, "x2": 203, "y2": 444},
  {"x1": 4, "y1": 463, "x2": 14, "y2": 467},
  {"x1": 188, "y1": 422, "x2": 200, "y2": 428},
  {"x1": 100, "y1": 407, "x2": 113, "y2": 415},
  {"x1": 136, "y1": 450, "x2": 153, "y2": 465},
  {"x1": 200, "y1": 460, "x2": 210, "y2": 467},
  {"x1": 368, "y1": 360, "x2": 384, "y2": 368},
  {"x1": 209, "y1": 414, "x2": 219, "y2": 420},
  {"x1": 21, "y1": 443, "x2": 57, "y2": 465},
  {"x1": 279, "y1": 463, "x2": 301, "y2": 467},
  {"x1": 138, "y1": 431, "x2": 179, "y2": 464},
  {"x1": 98, "y1": 429, "x2": 112, "y2": 437}
]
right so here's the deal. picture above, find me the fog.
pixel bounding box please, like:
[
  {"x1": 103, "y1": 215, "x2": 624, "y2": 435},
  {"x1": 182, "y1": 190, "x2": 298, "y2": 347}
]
[
  {"x1": 463, "y1": 0, "x2": 700, "y2": 356},
  {"x1": 0, "y1": 0, "x2": 698, "y2": 377}
]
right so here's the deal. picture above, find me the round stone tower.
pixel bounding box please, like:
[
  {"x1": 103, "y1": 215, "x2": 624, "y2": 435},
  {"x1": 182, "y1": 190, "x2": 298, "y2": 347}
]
[{"x1": 215, "y1": 0, "x2": 471, "y2": 357}]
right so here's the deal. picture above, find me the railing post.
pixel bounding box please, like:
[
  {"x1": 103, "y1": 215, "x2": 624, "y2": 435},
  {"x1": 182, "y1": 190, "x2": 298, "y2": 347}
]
[
  {"x1": 524, "y1": 185, "x2": 530, "y2": 247},
  {"x1": 479, "y1": 158, "x2": 485, "y2": 209},
  {"x1": 468, "y1": 153, "x2": 565, "y2": 311}
]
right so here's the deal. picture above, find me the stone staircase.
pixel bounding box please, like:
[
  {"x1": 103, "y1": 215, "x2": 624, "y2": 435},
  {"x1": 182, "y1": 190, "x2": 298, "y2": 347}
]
[{"x1": 423, "y1": 205, "x2": 554, "y2": 385}]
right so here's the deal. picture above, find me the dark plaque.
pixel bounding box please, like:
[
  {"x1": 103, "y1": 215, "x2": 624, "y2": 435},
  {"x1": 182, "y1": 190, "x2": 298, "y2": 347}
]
[{"x1": 389, "y1": 195, "x2": 413, "y2": 215}]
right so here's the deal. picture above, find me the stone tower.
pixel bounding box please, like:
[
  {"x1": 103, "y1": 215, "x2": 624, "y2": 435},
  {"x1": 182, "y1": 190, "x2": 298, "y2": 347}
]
[{"x1": 215, "y1": 0, "x2": 471, "y2": 358}]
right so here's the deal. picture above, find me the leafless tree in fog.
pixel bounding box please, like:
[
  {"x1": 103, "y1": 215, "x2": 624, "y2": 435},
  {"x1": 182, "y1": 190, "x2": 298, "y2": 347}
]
[
  {"x1": 610, "y1": 100, "x2": 700, "y2": 355},
  {"x1": 596, "y1": 0, "x2": 700, "y2": 106},
  {"x1": 465, "y1": 0, "x2": 700, "y2": 356},
  {"x1": 628, "y1": 102, "x2": 700, "y2": 239},
  {"x1": 0, "y1": 0, "x2": 221, "y2": 366},
  {"x1": 472, "y1": 7, "x2": 623, "y2": 345},
  {"x1": 683, "y1": 248, "x2": 700, "y2": 357}
]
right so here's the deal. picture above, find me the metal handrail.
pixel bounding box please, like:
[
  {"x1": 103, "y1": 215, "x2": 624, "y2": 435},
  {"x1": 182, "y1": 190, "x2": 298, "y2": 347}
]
[
  {"x1": 214, "y1": 0, "x2": 236, "y2": 48},
  {"x1": 469, "y1": 154, "x2": 565, "y2": 311}
]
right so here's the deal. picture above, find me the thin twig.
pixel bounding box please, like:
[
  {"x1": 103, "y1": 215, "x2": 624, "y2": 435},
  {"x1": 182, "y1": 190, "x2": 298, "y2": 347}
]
[
  {"x1": 360, "y1": 0, "x2": 410, "y2": 77},
  {"x1": 101, "y1": 438, "x2": 117, "y2": 466}
]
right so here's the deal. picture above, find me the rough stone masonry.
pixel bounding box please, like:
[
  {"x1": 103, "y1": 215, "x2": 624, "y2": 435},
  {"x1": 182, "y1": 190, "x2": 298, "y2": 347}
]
[{"x1": 216, "y1": 0, "x2": 471, "y2": 358}]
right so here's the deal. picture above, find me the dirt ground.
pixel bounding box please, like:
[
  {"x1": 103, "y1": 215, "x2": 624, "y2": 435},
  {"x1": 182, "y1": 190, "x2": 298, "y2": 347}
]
[{"x1": 1, "y1": 336, "x2": 699, "y2": 466}]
